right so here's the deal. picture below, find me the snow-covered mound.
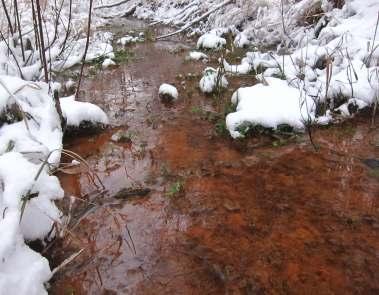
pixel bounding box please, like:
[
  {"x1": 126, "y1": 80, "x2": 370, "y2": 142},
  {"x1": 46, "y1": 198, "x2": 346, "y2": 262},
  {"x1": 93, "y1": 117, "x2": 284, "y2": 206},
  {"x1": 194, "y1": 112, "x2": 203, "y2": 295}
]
[
  {"x1": 116, "y1": 34, "x2": 144, "y2": 46},
  {"x1": 53, "y1": 31, "x2": 115, "y2": 71},
  {"x1": 199, "y1": 67, "x2": 228, "y2": 94},
  {"x1": 159, "y1": 83, "x2": 179, "y2": 101},
  {"x1": 60, "y1": 96, "x2": 109, "y2": 127},
  {"x1": 102, "y1": 58, "x2": 116, "y2": 69},
  {"x1": 187, "y1": 51, "x2": 208, "y2": 61},
  {"x1": 222, "y1": 59, "x2": 252, "y2": 75},
  {"x1": 197, "y1": 33, "x2": 226, "y2": 50},
  {"x1": 226, "y1": 78, "x2": 315, "y2": 138}
]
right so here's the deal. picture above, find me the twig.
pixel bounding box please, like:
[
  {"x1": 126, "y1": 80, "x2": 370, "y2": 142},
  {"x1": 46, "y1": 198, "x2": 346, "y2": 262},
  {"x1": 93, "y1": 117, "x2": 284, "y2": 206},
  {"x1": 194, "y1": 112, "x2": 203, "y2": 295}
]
[
  {"x1": 35, "y1": 0, "x2": 49, "y2": 82},
  {"x1": 58, "y1": 0, "x2": 72, "y2": 57},
  {"x1": 0, "y1": 30, "x2": 24, "y2": 79},
  {"x1": 1, "y1": 0, "x2": 14, "y2": 34},
  {"x1": 76, "y1": 0, "x2": 93, "y2": 99},
  {"x1": 51, "y1": 248, "x2": 84, "y2": 276},
  {"x1": 14, "y1": 0, "x2": 25, "y2": 62}
]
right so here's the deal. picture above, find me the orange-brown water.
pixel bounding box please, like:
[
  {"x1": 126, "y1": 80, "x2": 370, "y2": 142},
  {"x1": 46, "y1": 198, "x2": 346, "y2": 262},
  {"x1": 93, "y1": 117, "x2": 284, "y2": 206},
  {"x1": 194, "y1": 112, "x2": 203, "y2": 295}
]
[{"x1": 49, "y1": 23, "x2": 379, "y2": 295}]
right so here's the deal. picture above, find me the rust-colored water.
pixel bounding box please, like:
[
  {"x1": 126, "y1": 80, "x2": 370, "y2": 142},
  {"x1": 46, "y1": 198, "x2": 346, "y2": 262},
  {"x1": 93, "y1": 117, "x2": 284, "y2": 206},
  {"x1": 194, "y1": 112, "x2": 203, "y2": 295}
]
[{"x1": 49, "y1": 22, "x2": 379, "y2": 295}]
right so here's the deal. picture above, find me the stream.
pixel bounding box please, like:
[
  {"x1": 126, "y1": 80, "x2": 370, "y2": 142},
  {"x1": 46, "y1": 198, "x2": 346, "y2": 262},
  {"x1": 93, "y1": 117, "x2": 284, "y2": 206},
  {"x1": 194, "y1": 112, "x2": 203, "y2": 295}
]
[{"x1": 48, "y1": 18, "x2": 379, "y2": 294}]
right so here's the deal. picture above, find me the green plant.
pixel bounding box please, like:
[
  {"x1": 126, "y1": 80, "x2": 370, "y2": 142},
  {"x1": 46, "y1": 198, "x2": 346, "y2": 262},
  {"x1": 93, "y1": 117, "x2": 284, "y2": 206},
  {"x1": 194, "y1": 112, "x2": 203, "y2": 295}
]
[
  {"x1": 143, "y1": 28, "x2": 155, "y2": 42},
  {"x1": 166, "y1": 181, "x2": 184, "y2": 198},
  {"x1": 190, "y1": 106, "x2": 203, "y2": 115},
  {"x1": 213, "y1": 100, "x2": 237, "y2": 137},
  {"x1": 113, "y1": 49, "x2": 133, "y2": 64},
  {"x1": 215, "y1": 119, "x2": 228, "y2": 136},
  {"x1": 85, "y1": 55, "x2": 106, "y2": 73}
]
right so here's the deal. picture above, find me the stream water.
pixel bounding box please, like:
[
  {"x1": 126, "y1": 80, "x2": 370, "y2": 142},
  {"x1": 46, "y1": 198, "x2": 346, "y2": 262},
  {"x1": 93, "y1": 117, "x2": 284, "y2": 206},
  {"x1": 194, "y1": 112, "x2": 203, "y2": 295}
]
[{"x1": 49, "y1": 19, "x2": 379, "y2": 294}]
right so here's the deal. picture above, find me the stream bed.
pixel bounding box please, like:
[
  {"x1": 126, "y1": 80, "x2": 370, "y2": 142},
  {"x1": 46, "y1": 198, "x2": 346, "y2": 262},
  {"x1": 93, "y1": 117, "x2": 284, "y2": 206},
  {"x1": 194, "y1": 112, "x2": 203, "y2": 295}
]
[{"x1": 48, "y1": 19, "x2": 379, "y2": 294}]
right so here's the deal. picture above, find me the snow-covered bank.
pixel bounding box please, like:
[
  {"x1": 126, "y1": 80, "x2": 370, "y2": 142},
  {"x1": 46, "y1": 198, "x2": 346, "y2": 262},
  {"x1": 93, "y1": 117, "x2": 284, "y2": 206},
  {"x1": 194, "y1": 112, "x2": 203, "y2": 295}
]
[
  {"x1": 224, "y1": 0, "x2": 379, "y2": 136},
  {"x1": 0, "y1": 75, "x2": 108, "y2": 294},
  {"x1": 0, "y1": 76, "x2": 63, "y2": 295},
  {"x1": 0, "y1": 1, "x2": 111, "y2": 293}
]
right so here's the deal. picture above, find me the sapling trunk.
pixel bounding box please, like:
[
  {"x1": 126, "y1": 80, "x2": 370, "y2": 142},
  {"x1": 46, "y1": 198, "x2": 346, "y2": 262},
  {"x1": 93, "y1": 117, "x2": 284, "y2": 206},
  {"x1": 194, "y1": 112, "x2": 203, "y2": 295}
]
[
  {"x1": 76, "y1": 0, "x2": 93, "y2": 99},
  {"x1": 1, "y1": 0, "x2": 14, "y2": 35},
  {"x1": 14, "y1": 0, "x2": 25, "y2": 62},
  {"x1": 35, "y1": 0, "x2": 49, "y2": 83}
]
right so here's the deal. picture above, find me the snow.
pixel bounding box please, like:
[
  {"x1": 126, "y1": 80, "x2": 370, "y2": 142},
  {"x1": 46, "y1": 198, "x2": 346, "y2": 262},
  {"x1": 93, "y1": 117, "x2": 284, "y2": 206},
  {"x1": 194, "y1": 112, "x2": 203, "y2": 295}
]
[
  {"x1": 222, "y1": 59, "x2": 252, "y2": 75},
  {"x1": 0, "y1": 75, "x2": 64, "y2": 294},
  {"x1": 199, "y1": 67, "x2": 228, "y2": 94},
  {"x1": 0, "y1": 233, "x2": 51, "y2": 295},
  {"x1": 0, "y1": 77, "x2": 108, "y2": 295},
  {"x1": 65, "y1": 79, "x2": 76, "y2": 91},
  {"x1": 102, "y1": 58, "x2": 116, "y2": 69},
  {"x1": 60, "y1": 96, "x2": 109, "y2": 127},
  {"x1": 226, "y1": 78, "x2": 315, "y2": 138},
  {"x1": 335, "y1": 98, "x2": 369, "y2": 117},
  {"x1": 159, "y1": 83, "x2": 179, "y2": 100},
  {"x1": 53, "y1": 32, "x2": 115, "y2": 71},
  {"x1": 187, "y1": 51, "x2": 208, "y2": 61},
  {"x1": 197, "y1": 33, "x2": 226, "y2": 50},
  {"x1": 234, "y1": 32, "x2": 250, "y2": 48},
  {"x1": 117, "y1": 35, "x2": 140, "y2": 46},
  {"x1": 0, "y1": 1, "x2": 110, "y2": 291},
  {"x1": 0, "y1": 76, "x2": 63, "y2": 162}
]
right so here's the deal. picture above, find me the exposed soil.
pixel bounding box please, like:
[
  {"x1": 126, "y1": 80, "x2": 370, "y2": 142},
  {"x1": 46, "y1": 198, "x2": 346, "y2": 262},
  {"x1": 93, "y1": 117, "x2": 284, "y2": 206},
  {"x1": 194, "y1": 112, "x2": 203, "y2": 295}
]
[{"x1": 48, "y1": 19, "x2": 379, "y2": 295}]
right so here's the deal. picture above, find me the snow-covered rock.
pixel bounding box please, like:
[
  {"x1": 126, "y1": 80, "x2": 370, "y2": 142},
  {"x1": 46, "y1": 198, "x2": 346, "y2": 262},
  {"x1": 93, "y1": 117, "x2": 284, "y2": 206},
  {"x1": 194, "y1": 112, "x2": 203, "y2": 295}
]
[
  {"x1": 111, "y1": 130, "x2": 133, "y2": 143},
  {"x1": 60, "y1": 96, "x2": 109, "y2": 127},
  {"x1": 226, "y1": 78, "x2": 315, "y2": 138},
  {"x1": 102, "y1": 58, "x2": 116, "y2": 69},
  {"x1": 197, "y1": 33, "x2": 226, "y2": 50},
  {"x1": 65, "y1": 79, "x2": 76, "y2": 92},
  {"x1": 159, "y1": 83, "x2": 178, "y2": 101},
  {"x1": 187, "y1": 51, "x2": 208, "y2": 61},
  {"x1": 222, "y1": 59, "x2": 252, "y2": 75},
  {"x1": 116, "y1": 35, "x2": 140, "y2": 46}
]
